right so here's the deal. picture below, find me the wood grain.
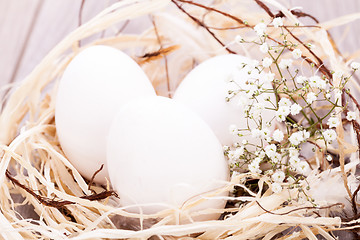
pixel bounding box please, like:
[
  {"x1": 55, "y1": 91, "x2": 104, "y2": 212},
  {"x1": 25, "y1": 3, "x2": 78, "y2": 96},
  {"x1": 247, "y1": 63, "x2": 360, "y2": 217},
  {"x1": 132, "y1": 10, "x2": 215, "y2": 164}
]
[
  {"x1": 0, "y1": 0, "x2": 42, "y2": 87},
  {"x1": 0, "y1": 0, "x2": 359, "y2": 88}
]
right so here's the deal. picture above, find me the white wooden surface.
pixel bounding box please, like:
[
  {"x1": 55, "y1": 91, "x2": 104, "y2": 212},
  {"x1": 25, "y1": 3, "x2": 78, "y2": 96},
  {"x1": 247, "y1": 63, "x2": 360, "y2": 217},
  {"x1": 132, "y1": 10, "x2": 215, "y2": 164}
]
[{"x1": 0, "y1": 0, "x2": 359, "y2": 89}]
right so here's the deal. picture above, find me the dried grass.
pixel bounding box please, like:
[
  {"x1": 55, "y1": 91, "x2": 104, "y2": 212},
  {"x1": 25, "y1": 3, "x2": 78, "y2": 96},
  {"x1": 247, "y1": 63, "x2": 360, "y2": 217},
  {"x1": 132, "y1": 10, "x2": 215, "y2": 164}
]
[{"x1": 0, "y1": 0, "x2": 359, "y2": 239}]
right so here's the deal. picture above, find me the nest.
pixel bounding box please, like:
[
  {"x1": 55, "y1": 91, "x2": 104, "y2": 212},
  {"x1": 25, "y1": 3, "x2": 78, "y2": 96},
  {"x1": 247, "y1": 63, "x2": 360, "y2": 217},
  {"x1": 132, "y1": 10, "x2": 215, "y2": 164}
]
[{"x1": 1, "y1": 0, "x2": 360, "y2": 239}]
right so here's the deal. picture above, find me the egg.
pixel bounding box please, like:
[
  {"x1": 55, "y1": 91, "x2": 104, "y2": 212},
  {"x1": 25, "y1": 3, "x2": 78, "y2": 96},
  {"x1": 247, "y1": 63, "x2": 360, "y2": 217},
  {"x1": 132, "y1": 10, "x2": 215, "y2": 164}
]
[
  {"x1": 55, "y1": 45, "x2": 155, "y2": 183},
  {"x1": 173, "y1": 54, "x2": 275, "y2": 147},
  {"x1": 107, "y1": 96, "x2": 229, "y2": 221}
]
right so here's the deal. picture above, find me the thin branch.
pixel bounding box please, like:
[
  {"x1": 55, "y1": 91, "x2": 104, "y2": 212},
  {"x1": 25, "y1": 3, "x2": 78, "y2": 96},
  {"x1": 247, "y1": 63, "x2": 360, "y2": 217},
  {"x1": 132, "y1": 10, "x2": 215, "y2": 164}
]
[
  {"x1": 254, "y1": 0, "x2": 274, "y2": 18},
  {"x1": 351, "y1": 183, "x2": 360, "y2": 217},
  {"x1": 151, "y1": 16, "x2": 172, "y2": 98},
  {"x1": 171, "y1": 0, "x2": 236, "y2": 54},
  {"x1": 256, "y1": 200, "x2": 344, "y2": 216},
  {"x1": 175, "y1": 0, "x2": 245, "y2": 25},
  {"x1": 6, "y1": 170, "x2": 118, "y2": 208},
  {"x1": 88, "y1": 164, "x2": 104, "y2": 194},
  {"x1": 6, "y1": 170, "x2": 74, "y2": 208}
]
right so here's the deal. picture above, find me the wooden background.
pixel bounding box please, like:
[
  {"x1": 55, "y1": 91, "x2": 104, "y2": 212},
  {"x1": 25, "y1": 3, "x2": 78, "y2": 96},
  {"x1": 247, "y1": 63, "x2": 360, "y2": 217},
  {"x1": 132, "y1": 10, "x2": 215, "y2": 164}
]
[{"x1": 0, "y1": 0, "x2": 359, "y2": 90}]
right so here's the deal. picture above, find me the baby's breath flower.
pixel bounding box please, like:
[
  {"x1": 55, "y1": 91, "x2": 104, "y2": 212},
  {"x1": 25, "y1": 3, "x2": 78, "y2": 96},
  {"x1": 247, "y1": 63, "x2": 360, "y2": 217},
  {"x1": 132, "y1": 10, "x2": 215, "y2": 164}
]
[
  {"x1": 248, "y1": 60, "x2": 260, "y2": 70},
  {"x1": 279, "y1": 59, "x2": 293, "y2": 69},
  {"x1": 264, "y1": 72, "x2": 275, "y2": 83},
  {"x1": 229, "y1": 124, "x2": 238, "y2": 135},
  {"x1": 254, "y1": 22, "x2": 267, "y2": 36},
  {"x1": 289, "y1": 147, "x2": 299, "y2": 158},
  {"x1": 272, "y1": 129, "x2": 284, "y2": 142},
  {"x1": 290, "y1": 103, "x2": 302, "y2": 115},
  {"x1": 326, "y1": 154, "x2": 333, "y2": 162},
  {"x1": 237, "y1": 95, "x2": 250, "y2": 109},
  {"x1": 323, "y1": 129, "x2": 337, "y2": 143},
  {"x1": 279, "y1": 98, "x2": 292, "y2": 107},
  {"x1": 262, "y1": 57, "x2": 272, "y2": 68},
  {"x1": 272, "y1": 17, "x2": 284, "y2": 28},
  {"x1": 272, "y1": 170, "x2": 286, "y2": 182},
  {"x1": 335, "y1": 90, "x2": 342, "y2": 100},
  {"x1": 289, "y1": 156, "x2": 300, "y2": 167},
  {"x1": 271, "y1": 152, "x2": 282, "y2": 163},
  {"x1": 258, "y1": 150, "x2": 266, "y2": 159},
  {"x1": 276, "y1": 106, "x2": 290, "y2": 122},
  {"x1": 351, "y1": 61, "x2": 360, "y2": 70},
  {"x1": 242, "y1": 139, "x2": 248, "y2": 145},
  {"x1": 309, "y1": 76, "x2": 326, "y2": 90},
  {"x1": 327, "y1": 116, "x2": 340, "y2": 128},
  {"x1": 296, "y1": 161, "x2": 309, "y2": 174},
  {"x1": 228, "y1": 151, "x2": 239, "y2": 163},
  {"x1": 251, "y1": 128, "x2": 262, "y2": 138},
  {"x1": 265, "y1": 144, "x2": 277, "y2": 158},
  {"x1": 325, "y1": 93, "x2": 331, "y2": 99},
  {"x1": 248, "y1": 162, "x2": 261, "y2": 174},
  {"x1": 223, "y1": 145, "x2": 230, "y2": 152},
  {"x1": 306, "y1": 92, "x2": 317, "y2": 104},
  {"x1": 333, "y1": 70, "x2": 344, "y2": 80},
  {"x1": 272, "y1": 182, "x2": 282, "y2": 193},
  {"x1": 346, "y1": 111, "x2": 356, "y2": 121},
  {"x1": 234, "y1": 146, "x2": 245, "y2": 157},
  {"x1": 302, "y1": 130, "x2": 310, "y2": 139},
  {"x1": 261, "y1": 127, "x2": 271, "y2": 138},
  {"x1": 259, "y1": 43, "x2": 269, "y2": 53},
  {"x1": 307, "y1": 43, "x2": 315, "y2": 49},
  {"x1": 235, "y1": 35, "x2": 244, "y2": 44},
  {"x1": 253, "y1": 157, "x2": 262, "y2": 164},
  {"x1": 289, "y1": 131, "x2": 305, "y2": 146},
  {"x1": 291, "y1": 49, "x2": 302, "y2": 59},
  {"x1": 251, "y1": 102, "x2": 264, "y2": 118},
  {"x1": 296, "y1": 75, "x2": 307, "y2": 84}
]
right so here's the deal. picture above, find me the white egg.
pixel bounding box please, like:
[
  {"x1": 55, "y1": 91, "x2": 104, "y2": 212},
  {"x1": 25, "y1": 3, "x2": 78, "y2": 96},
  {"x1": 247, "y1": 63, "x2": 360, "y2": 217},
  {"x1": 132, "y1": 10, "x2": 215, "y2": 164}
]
[
  {"x1": 173, "y1": 54, "x2": 275, "y2": 147},
  {"x1": 55, "y1": 45, "x2": 155, "y2": 184},
  {"x1": 107, "y1": 96, "x2": 229, "y2": 221}
]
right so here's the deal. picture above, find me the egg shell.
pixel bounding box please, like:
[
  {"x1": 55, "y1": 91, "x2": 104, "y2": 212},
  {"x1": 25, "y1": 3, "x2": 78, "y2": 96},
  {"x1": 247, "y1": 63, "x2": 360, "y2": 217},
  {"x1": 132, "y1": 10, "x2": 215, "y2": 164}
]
[
  {"x1": 173, "y1": 54, "x2": 275, "y2": 147},
  {"x1": 107, "y1": 96, "x2": 229, "y2": 221},
  {"x1": 55, "y1": 45, "x2": 155, "y2": 183}
]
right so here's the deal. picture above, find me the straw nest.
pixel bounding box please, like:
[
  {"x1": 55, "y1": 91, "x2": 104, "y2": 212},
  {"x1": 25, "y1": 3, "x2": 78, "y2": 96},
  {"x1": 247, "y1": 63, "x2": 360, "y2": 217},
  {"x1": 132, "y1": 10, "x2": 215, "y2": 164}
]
[{"x1": 1, "y1": 0, "x2": 360, "y2": 239}]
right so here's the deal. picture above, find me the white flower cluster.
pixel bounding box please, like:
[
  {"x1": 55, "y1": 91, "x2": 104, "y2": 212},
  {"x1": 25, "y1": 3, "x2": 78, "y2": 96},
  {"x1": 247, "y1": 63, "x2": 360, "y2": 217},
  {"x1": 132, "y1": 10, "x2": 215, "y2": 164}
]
[
  {"x1": 276, "y1": 98, "x2": 302, "y2": 122},
  {"x1": 346, "y1": 111, "x2": 356, "y2": 121},
  {"x1": 227, "y1": 17, "x2": 357, "y2": 200},
  {"x1": 254, "y1": 22, "x2": 267, "y2": 36},
  {"x1": 289, "y1": 130, "x2": 310, "y2": 146},
  {"x1": 351, "y1": 61, "x2": 360, "y2": 70},
  {"x1": 288, "y1": 147, "x2": 309, "y2": 174},
  {"x1": 327, "y1": 115, "x2": 340, "y2": 128},
  {"x1": 322, "y1": 129, "x2": 337, "y2": 144}
]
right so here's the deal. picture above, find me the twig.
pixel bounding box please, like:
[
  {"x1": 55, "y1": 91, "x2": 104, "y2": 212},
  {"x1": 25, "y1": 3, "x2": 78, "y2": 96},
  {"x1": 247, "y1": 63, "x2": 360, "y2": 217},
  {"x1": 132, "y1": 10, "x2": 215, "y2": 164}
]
[
  {"x1": 254, "y1": 0, "x2": 274, "y2": 18},
  {"x1": 351, "y1": 183, "x2": 360, "y2": 217},
  {"x1": 151, "y1": 16, "x2": 172, "y2": 98},
  {"x1": 175, "y1": 0, "x2": 245, "y2": 25},
  {"x1": 171, "y1": 0, "x2": 236, "y2": 54},
  {"x1": 6, "y1": 169, "x2": 118, "y2": 208},
  {"x1": 256, "y1": 200, "x2": 344, "y2": 216},
  {"x1": 78, "y1": 0, "x2": 86, "y2": 47},
  {"x1": 6, "y1": 170, "x2": 74, "y2": 208},
  {"x1": 88, "y1": 164, "x2": 104, "y2": 194},
  {"x1": 116, "y1": 20, "x2": 130, "y2": 35}
]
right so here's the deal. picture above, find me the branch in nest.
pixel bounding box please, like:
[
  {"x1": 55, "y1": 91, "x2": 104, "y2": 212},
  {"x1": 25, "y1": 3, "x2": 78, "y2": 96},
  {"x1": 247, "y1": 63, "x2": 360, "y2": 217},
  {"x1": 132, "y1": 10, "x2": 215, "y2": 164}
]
[
  {"x1": 275, "y1": 10, "x2": 319, "y2": 24},
  {"x1": 351, "y1": 183, "x2": 360, "y2": 218},
  {"x1": 256, "y1": 200, "x2": 344, "y2": 216},
  {"x1": 171, "y1": 0, "x2": 236, "y2": 54},
  {"x1": 254, "y1": 0, "x2": 274, "y2": 18},
  {"x1": 6, "y1": 170, "x2": 118, "y2": 208},
  {"x1": 6, "y1": 170, "x2": 75, "y2": 208}
]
